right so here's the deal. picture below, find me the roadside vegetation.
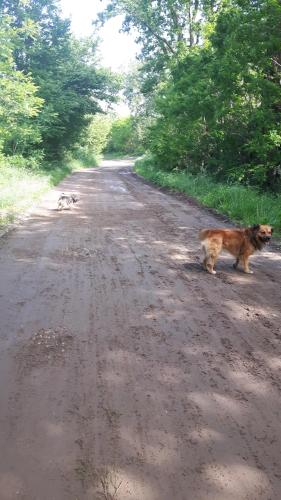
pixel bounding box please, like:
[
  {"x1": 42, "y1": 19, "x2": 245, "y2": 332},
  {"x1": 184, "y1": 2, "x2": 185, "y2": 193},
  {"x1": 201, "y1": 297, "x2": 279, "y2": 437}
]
[
  {"x1": 0, "y1": 156, "x2": 97, "y2": 229},
  {"x1": 0, "y1": 0, "x2": 120, "y2": 227},
  {"x1": 98, "y1": 0, "x2": 281, "y2": 229},
  {"x1": 105, "y1": 117, "x2": 144, "y2": 156},
  {"x1": 1, "y1": 0, "x2": 280, "y2": 232},
  {"x1": 135, "y1": 155, "x2": 281, "y2": 235}
]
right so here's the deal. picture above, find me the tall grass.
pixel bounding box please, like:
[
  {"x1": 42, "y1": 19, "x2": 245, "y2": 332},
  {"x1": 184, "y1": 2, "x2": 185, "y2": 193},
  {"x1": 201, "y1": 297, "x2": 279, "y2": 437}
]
[
  {"x1": 135, "y1": 156, "x2": 281, "y2": 235},
  {"x1": 0, "y1": 156, "x2": 96, "y2": 228}
]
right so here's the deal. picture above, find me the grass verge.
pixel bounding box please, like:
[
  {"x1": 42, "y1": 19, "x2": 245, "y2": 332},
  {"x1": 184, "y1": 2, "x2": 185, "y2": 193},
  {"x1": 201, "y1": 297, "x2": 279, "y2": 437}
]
[
  {"x1": 135, "y1": 156, "x2": 281, "y2": 235},
  {"x1": 0, "y1": 157, "x2": 96, "y2": 230}
]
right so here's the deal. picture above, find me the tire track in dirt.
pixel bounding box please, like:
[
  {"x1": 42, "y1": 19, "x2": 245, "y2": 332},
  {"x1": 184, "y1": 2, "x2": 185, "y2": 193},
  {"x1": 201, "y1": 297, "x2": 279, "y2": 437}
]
[{"x1": 0, "y1": 159, "x2": 280, "y2": 499}]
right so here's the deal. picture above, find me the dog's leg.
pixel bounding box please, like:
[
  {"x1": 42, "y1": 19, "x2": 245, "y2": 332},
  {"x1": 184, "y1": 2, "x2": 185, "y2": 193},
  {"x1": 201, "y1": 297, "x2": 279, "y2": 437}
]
[
  {"x1": 233, "y1": 257, "x2": 239, "y2": 269},
  {"x1": 201, "y1": 240, "x2": 219, "y2": 274},
  {"x1": 201, "y1": 246, "x2": 207, "y2": 270},
  {"x1": 201, "y1": 241, "x2": 216, "y2": 273},
  {"x1": 242, "y1": 255, "x2": 253, "y2": 274},
  {"x1": 206, "y1": 255, "x2": 217, "y2": 275},
  {"x1": 233, "y1": 246, "x2": 244, "y2": 270},
  {"x1": 201, "y1": 242, "x2": 207, "y2": 270}
]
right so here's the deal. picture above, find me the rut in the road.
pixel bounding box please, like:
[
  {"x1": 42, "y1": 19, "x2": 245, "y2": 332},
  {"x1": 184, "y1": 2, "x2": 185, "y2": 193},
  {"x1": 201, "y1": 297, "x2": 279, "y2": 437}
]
[{"x1": 0, "y1": 160, "x2": 280, "y2": 500}]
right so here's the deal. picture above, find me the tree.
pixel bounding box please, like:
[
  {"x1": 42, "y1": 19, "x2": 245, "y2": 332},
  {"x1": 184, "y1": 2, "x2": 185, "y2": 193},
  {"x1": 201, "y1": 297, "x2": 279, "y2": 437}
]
[
  {"x1": 78, "y1": 113, "x2": 113, "y2": 159},
  {"x1": 1, "y1": 0, "x2": 120, "y2": 159},
  {"x1": 0, "y1": 15, "x2": 43, "y2": 156},
  {"x1": 106, "y1": 116, "x2": 144, "y2": 154},
  {"x1": 101, "y1": 0, "x2": 281, "y2": 189}
]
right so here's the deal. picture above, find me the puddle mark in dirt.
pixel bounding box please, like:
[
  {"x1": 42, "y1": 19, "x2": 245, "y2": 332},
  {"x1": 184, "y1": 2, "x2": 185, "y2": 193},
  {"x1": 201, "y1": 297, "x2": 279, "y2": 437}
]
[
  {"x1": 15, "y1": 327, "x2": 74, "y2": 376},
  {"x1": 50, "y1": 247, "x2": 95, "y2": 263}
]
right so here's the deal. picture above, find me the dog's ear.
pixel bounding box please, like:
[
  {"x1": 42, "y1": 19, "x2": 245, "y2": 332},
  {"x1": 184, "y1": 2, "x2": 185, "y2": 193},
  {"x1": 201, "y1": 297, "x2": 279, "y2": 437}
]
[
  {"x1": 270, "y1": 227, "x2": 273, "y2": 234},
  {"x1": 251, "y1": 224, "x2": 260, "y2": 232}
]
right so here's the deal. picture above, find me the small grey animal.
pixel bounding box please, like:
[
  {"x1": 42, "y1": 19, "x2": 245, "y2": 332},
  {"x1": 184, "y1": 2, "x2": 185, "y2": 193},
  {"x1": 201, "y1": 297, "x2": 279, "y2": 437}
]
[{"x1": 57, "y1": 193, "x2": 79, "y2": 211}]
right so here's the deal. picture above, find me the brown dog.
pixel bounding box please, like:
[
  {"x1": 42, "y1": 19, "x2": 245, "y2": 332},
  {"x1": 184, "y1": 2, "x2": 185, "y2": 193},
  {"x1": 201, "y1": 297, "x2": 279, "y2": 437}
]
[{"x1": 199, "y1": 224, "x2": 273, "y2": 274}]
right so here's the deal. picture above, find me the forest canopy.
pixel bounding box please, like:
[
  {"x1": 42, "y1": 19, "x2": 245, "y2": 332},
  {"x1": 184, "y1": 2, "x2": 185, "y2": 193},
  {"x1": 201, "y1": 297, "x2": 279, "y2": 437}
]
[
  {"x1": 1, "y1": 0, "x2": 280, "y2": 192},
  {"x1": 99, "y1": 0, "x2": 281, "y2": 190},
  {"x1": 0, "y1": 0, "x2": 120, "y2": 163}
]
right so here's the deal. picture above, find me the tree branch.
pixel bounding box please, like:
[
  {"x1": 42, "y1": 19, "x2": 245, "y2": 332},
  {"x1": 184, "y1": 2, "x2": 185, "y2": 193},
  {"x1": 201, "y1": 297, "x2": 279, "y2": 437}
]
[{"x1": 271, "y1": 58, "x2": 281, "y2": 69}]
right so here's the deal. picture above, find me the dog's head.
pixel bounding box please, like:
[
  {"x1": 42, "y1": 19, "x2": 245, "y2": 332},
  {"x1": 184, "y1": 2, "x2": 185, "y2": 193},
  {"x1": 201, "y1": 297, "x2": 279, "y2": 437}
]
[{"x1": 250, "y1": 224, "x2": 273, "y2": 244}]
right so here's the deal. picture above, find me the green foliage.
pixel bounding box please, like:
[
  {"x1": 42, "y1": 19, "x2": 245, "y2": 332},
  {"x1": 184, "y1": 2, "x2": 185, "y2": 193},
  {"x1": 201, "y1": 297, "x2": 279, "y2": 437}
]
[
  {"x1": 0, "y1": 0, "x2": 120, "y2": 161},
  {"x1": 0, "y1": 15, "x2": 43, "y2": 155},
  {"x1": 123, "y1": 64, "x2": 154, "y2": 150},
  {"x1": 97, "y1": 0, "x2": 205, "y2": 60},
  {"x1": 72, "y1": 113, "x2": 114, "y2": 166},
  {"x1": 107, "y1": 117, "x2": 133, "y2": 153},
  {"x1": 135, "y1": 155, "x2": 281, "y2": 234},
  {"x1": 0, "y1": 1, "x2": 121, "y2": 226},
  {"x1": 106, "y1": 116, "x2": 144, "y2": 154},
  {"x1": 79, "y1": 114, "x2": 113, "y2": 158},
  {"x1": 86, "y1": 114, "x2": 113, "y2": 156},
  {"x1": 32, "y1": 36, "x2": 119, "y2": 158},
  {"x1": 104, "y1": 0, "x2": 281, "y2": 191},
  {"x1": 148, "y1": 0, "x2": 281, "y2": 188},
  {"x1": 71, "y1": 149, "x2": 100, "y2": 168}
]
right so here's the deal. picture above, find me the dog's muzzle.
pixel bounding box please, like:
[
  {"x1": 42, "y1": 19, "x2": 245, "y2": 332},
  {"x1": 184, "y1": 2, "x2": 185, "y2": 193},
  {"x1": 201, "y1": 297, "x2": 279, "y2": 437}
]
[{"x1": 260, "y1": 236, "x2": 271, "y2": 242}]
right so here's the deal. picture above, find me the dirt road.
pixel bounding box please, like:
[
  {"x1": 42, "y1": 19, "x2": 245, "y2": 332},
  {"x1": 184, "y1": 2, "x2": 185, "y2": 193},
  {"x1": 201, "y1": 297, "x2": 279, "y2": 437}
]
[{"x1": 0, "y1": 159, "x2": 281, "y2": 500}]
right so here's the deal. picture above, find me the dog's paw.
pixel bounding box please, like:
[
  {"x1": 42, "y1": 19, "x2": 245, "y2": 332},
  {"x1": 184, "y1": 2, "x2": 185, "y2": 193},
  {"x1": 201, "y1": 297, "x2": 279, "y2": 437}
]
[{"x1": 244, "y1": 270, "x2": 254, "y2": 274}]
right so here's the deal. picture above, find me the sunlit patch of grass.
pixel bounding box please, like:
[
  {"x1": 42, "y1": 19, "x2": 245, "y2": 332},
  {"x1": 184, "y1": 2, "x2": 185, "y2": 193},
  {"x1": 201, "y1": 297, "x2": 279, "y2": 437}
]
[
  {"x1": 135, "y1": 156, "x2": 281, "y2": 235},
  {"x1": 0, "y1": 157, "x2": 96, "y2": 229}
]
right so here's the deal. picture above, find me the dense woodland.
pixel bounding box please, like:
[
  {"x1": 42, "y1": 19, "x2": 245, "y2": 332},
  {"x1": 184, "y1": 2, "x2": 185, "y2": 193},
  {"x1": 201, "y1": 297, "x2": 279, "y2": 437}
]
[
  {"x1": 101, "y1": 0, "x2": 281, "y2": 191},
  {"x1": 0, "y1": 0, "x2": 120, "y2": 166},
  {"x1": 0, "y1": 0, "x2": 280, "y2": 194}
]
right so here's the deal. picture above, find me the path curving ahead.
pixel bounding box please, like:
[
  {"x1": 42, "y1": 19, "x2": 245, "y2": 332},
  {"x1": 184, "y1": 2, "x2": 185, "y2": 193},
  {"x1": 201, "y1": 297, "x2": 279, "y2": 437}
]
[{"x1": 0, "y1": 159, "x2": 281, "y2": 500}]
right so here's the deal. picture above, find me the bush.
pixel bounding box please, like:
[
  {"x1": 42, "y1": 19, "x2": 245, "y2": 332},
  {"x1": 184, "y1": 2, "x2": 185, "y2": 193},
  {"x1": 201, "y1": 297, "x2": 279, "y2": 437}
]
[
  {"x1": 135, "y1": 155, "x2": 281, "y2": 234},
  {"x1": 106, "y1": 117, "x2": 144, "y2": 155}
]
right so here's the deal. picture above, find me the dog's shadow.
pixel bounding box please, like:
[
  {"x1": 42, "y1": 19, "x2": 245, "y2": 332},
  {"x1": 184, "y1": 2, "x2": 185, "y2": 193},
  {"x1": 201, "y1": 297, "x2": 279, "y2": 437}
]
[
  {"x1": 183, "y1": 261, "x2": 236, "y2": 284},
  {"x1": 183, "y1": 262, "x2": 205, "y2": 273}
]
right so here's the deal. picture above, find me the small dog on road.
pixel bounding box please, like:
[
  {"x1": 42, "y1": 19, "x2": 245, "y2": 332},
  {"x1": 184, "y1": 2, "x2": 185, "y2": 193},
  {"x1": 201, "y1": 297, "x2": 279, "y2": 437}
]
[
  {"x1": 57, "y1": 193, "x2": 79, "y2": 211},
  {"x1": 199, "y1": 224, "x2": 273, "y2": 275}
]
